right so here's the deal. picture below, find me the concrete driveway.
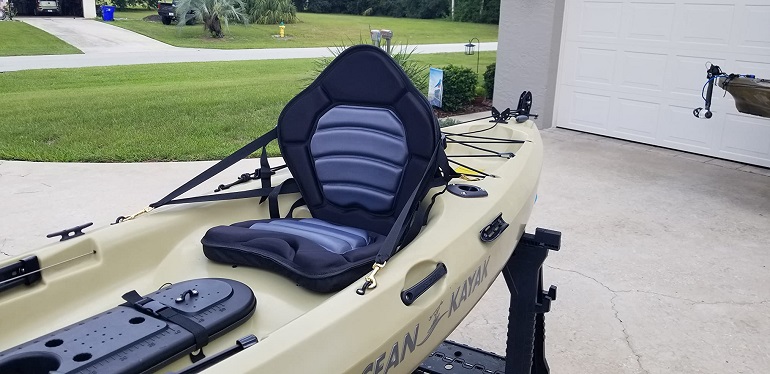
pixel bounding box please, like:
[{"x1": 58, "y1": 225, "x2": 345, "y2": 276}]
[
  {"x1": 19, "y1": 17, "x2": 176, "y2": 53},
  {"x1": 1, "y1": 127, "x2": 769, "y2": 373}
]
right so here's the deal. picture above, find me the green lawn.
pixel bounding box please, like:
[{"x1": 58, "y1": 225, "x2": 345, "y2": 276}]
[
  {"x1": 0, "y1": 21, "x2": 82, "y2": 56},
  {"x1": 110, "y1": 10, "x2": 498, "y2": 49},
  {"x1": 0, "y1": 52, "x2": 495, "y2": 162}
]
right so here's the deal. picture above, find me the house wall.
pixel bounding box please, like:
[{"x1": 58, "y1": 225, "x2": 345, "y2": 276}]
[{"x1": 494, "y1": 0, "x2": 565, "y2": 129}]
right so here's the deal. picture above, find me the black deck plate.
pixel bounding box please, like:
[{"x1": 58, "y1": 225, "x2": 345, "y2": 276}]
[
  {"x1": 0, "y1": 278, "x2": 255, "y2": 374},
  {"x1": 415, "y1": 340, "x2": 506, "y2": 374}
]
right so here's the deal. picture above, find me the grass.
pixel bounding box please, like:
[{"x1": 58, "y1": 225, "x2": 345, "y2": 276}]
[
  {"x1": 109, "y1": 10, "x2": 498, "y2": 49},
  {"x1": 0, "y1": 52, "x2": 495, "y2": 162},
  {"x1": 0, "y1": 21, "x2": 82, "y2": 56}
]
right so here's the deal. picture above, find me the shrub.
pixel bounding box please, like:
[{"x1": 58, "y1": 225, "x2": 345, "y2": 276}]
[
  {"x1": 175, "y1": 0, "x2": 248, "y2": 38},
  {"x1": 245, "y1": 0, "x2": 298, "y2": 24},
  {"x1": 483, "y1": 63, "x2": 495, "y2": 99},
  {"x1": 441, "y1": 64, "x2": 476, "y2": 112}
]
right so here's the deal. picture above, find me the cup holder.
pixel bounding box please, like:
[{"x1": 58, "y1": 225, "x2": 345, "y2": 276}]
[
  {"x1": 0, "y1": 352, "x2": 61, "y2": 374},
  {"x1": 448, "y1": 184, "x2": 488, "y2": 198}
]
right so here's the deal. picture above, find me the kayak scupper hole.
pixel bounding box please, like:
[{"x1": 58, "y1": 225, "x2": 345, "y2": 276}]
[
  {"x1": 73, "y1": 353, "x2": 92, "y2": 362},
  {"x1": 129, "y1": 317, "x2": 145, "y2": 325},
  {"x1": 45, "y1": 339, "x2": 63, "y2": 348}
]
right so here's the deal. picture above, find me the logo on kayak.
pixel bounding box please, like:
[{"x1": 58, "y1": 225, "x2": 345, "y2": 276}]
[{"x1": 361, "y1": 257, "x2": 490, "y2": 374}]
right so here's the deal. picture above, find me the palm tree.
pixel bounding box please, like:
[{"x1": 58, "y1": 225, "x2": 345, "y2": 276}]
[{"x1": 175, "y1": 0, "x2": 248, "y2": 38}]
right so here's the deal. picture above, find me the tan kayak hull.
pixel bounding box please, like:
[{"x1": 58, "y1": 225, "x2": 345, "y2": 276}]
[{"x1": 0, "y1": 119, "x2": 543, "y2": 374}]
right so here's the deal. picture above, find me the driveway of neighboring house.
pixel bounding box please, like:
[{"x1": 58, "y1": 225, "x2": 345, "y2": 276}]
[
  {"x1": 1, "y1": 124, "x2": 768, "y2": 373},
  {"x1": 18, "y1": 16, "x2": 177, "y2": 53}
]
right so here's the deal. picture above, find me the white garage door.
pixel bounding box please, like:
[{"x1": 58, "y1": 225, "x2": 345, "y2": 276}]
[{"x1": 555, "y1": 0, "x2": 770, "y2": 167}]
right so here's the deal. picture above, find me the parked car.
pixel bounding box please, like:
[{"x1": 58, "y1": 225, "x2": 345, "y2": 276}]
[
  {"x1": 34, "y1": 0, "x2": 60, "y2": 15},
  {"x1": 157, "y1": 0, "x2": 195, "y2": 25}
]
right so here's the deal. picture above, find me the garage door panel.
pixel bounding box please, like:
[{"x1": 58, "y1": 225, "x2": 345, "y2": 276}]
[
  {"x1": 579, "y1": 1, "x2": 623, "y2": 39},
  {"x1": 564, "y1": 88, "x2": 613, "y2": 133},
  {"x1": 556, "y1": 0, "x2": 770, "y2": 167},
  {"x1": 669, "y1": 55, "x2": 728, "y2": 99},
  {"x1": 625, "y1": 2, "x2": 676, "y2": 42},
  {"x1": 675, "y1": 3, "x2": 735, "y2": 46},
  {"x1": 733, "y1": 60, "x2": 770, "y2": 80},
  {"x1": 610, "y1": 97, "x2": 661, "y2": 141},
  {"x1": 619, "y1": 51, "x2": 667, "y2": 91},
  {"x1": 661, "y1": 105, "x2": 717, "y2": 150},
  {"x1": 575, "y1": 47, "x2": 617, "y2": 85},
  {"x1": 737, "y1": 5, "x2": 770, "y2": 51},
  {"x1": 720, "y1": 115, "x2": 770, "y2": 159}
]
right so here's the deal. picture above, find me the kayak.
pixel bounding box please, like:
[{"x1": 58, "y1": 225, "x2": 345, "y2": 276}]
[
  {"x1": 0, "y1": 45, "x2": 544, "y2": 374},
  {"x1": 717, "y1": 75, "x2": 770, "y2": 118}
]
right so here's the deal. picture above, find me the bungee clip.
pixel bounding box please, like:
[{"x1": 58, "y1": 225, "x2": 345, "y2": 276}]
[
  {"x1": 356, "y1": 262, "x2": 386, "y2": 295},
  {"x1": 114, "y1": 206, "x2": 154, "y2": 224}
]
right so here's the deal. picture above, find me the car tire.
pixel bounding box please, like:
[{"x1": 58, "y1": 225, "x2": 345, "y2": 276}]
[{"x1": 161, "y1": 16, "x2": 172, "y2": 25}]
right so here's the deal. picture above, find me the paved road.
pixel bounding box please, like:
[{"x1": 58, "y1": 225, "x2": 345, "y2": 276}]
[{"x1": 0, "y1": 17, "x2": 497, "y2": 72}]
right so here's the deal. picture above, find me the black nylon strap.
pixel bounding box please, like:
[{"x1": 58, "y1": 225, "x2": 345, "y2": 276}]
[
  {"x1": 286, "y1": 198, "x2": 307, "y2": 218},
  {"x1": 268, "y1": 178, "x2": 298, "y2": 218},
  {"x1": 373, "y1": 144, "x2": 453, "y2": 264},
  {"x1": 149, "y1": 128, "x2": 278, "y2": 209},
  {"x1": 121, "y1": 290, "x2": 209, "y2": 351},
  {"x1": 400, "y1": 149, "x2": 456, "y2": 247},
  {"x1": 160, "y1": 186, "x2": 281, "y2": 206},
  {"x1": 258, "y1": 147, "x2": 272, "y2": 204},
  {"x1": 401, "y1": 184, "x2": 449, "y2": 246}
]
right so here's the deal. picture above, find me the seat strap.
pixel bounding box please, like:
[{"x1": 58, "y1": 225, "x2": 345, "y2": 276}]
[
  {"x1": 286, "y1": 197, "x2": 307, "y2": 218},
  {"x1": 122, "y1": 290, "x2": 209, "y2": 351},
  {"x1": 400, "y1": 148, "x2": 457, "y2": 246},
  {"x1": 373, "y1": 144, "x2": 453, "y2": 265},
  {"x1": 149, "y1": 128, "x2": 278, "y2": 209},
  {"x1": 268, "y1": 178, "x2": 299, "y2": 218},
  {"x1": 358, "y1": 144, "x2": 448, "y2": 295},
  {"x1": 258, "y1": 147, "x2": 273, "y2": 204}
]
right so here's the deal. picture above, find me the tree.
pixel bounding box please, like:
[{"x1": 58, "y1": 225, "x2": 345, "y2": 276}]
[{"x1": 175, "y1": 0, "x2": 248, "y2": 38}]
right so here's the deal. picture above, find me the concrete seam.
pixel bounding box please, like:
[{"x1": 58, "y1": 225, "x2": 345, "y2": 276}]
[
  {"x1": 0, "y1": 239, "x2": 10, "y2": 258},
  {"x1": 546, "y1": 265, "x2": 649, "y2": 374}
]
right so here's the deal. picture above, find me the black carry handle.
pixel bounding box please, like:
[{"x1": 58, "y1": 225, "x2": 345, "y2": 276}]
[{"x1": 401, "y1": 263, "x2": 447, "y2": 306}]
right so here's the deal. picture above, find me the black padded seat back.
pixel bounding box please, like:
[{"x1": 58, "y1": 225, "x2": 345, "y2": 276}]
[{"x1": 277, "y1": 45, "x2": 441, "y2": 235}]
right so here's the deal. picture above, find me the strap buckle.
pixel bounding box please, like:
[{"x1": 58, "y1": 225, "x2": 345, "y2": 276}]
[{"x1": 134, "y1": 297, "x2": 168, "y2": 316}]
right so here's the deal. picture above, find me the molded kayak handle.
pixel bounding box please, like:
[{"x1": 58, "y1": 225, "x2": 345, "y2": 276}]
[
  {"x1": 401, "y1": 263, "x2": 447, "y2": 306},
  {"x1": 480, "y1": 213, "x2": 509, "y2": 242}
]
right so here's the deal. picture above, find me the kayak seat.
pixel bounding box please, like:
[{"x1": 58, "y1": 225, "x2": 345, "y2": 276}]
[{"x1": 202, "y1": 45, "x2": 442, "y2": 293}]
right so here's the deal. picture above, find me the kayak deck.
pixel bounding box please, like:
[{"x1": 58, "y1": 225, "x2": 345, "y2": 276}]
[{"x1": 0, "y1": 120, "x2": 543, "y2": 373}]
